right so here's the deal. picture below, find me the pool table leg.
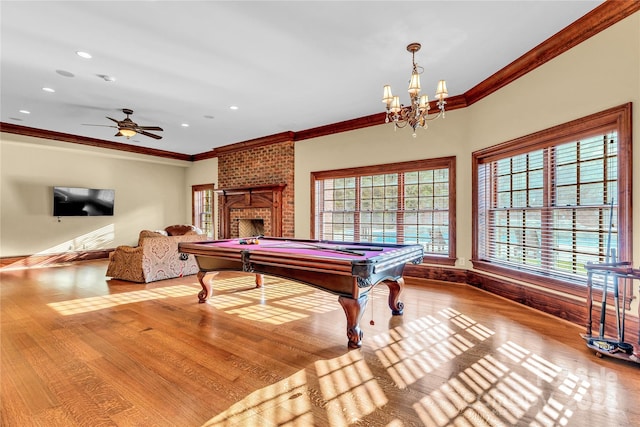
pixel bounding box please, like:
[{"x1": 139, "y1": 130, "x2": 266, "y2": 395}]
[
  {"x1": 339, "y1": 294, "x2": 368, "y2": 349},
  {"x1": 196, "y1": 271, "x2": 218, "y2": 303},
  {"x1": 384, "y1": 277, "x2": 405, "y2": 315}
]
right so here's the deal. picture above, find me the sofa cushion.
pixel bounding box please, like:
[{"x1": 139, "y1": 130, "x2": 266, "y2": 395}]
[
  {"x1": 138, "y1": 229, "x2": 168, "y2": 246},
  {"x1": 165, "y1": 224, "x2": 202, "y2": 236}
]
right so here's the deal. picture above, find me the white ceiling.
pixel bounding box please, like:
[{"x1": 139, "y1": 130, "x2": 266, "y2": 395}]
[{"x1": 1, "y1": 1, "x2": 604, "y2": 156}]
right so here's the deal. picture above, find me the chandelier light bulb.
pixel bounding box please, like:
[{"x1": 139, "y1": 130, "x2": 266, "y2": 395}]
[
  {"x1": 382, "y1": 85, "x2": 393, "y2": 104},
  {"x1": 408, "y1": 72, "x2": 421, "y2": 95},
  {"x1": 390, "y1": 96, "x2": 401, "y2": 113},
  {"x1": 419, "y1": 95, "x2": 429, "y2": 111},
  {"x1": 435, "y1": 80, "x2": 448, "y2": 100}
]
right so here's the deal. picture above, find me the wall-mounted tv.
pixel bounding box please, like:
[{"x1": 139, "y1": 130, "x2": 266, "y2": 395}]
[{"x1": 53, "y1": 187, "x2": 115, "y2": 216}]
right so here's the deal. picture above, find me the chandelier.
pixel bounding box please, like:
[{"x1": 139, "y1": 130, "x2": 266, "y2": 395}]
[{"x1": 382, "y1": 43, "x2": 448, "y2": 137}]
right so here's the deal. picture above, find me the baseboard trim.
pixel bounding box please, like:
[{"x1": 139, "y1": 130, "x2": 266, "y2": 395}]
[{"x1": 406, "y1": 264, "x2": 639, "y2": 346}]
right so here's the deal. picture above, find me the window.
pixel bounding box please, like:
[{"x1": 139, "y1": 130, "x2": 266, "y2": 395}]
[
  {"x1": 192, "y1": 184, "x2": 215, "y2": 238},
  {"x1": 473, "y1": 103, "x2": 631, "y2": 296},
  {"x1": 312, "y1": 157, "x2": 456, "y2": 265}
]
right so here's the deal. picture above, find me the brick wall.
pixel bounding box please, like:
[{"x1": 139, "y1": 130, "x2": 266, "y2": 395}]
[{"x1": 218, "y1": 140, "x2": 295, "y2": 237}]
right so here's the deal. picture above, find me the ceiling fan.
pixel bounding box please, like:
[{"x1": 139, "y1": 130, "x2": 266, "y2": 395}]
[{"x1": 84, "y1": 108, "x2": 163, "y2": 140}]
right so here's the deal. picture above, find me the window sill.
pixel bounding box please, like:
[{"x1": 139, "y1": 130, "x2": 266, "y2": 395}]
[{"x1": 421, "y1": 255, "x2": 457, "y2": 266}]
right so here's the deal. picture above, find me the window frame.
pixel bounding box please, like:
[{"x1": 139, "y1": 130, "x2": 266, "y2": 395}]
[
  {"x1": 192, "y1": 183, "x2": 215, "y2": 239},
  {"x1": 472, "y1": 103, "x2": 632, "y2": 297},
  {"x1": 311, "y1": 157, "x2": 456, "y2": 265}
]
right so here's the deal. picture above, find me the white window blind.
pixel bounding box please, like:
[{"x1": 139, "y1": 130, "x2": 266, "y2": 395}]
[{"x1": 478, "y1": 133, "x2": 618, "y2": 283}]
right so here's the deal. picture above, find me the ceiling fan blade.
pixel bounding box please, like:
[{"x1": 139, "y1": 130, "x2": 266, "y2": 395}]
[
  {"x1": 82, "y1": 124, "x2": 117, "y2": 128},
  {"x1": 106, "y1": 117, "x2": 120, "y2": 123},
  {"x1": 114, "y1": 131, "x2": 123, "y2": 137},
  {"x1": 136, "y1": 126, "x2": 163, "y2": 131},
  {"x1": 139, "y1": 130, "x2": 163, "y2": 140}
]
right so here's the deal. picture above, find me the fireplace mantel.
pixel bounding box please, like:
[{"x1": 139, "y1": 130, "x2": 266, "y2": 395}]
[
  {"x1": 217, "y1": 184, "x2": 286, "y2": 238},
  {"x1": 216, "y1": 184, "x2": 286, "y2": 196}
]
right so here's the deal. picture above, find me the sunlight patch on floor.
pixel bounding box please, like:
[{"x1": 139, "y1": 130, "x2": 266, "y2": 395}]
[
  {"x1": 371, "y1": 308, "x2": 494, "y2": 389},
  {"x1": 413, "y1": 342, "x2": 591, "y2": 427},
  {"x1": 227, "y1": 304, "x2": 309, "y2": 325},
  {"x1": 203, "y1": 350, "x2": 387, "y2": 427},
  {"x1": 210, "y1": 277, "x2": 341, "y2": 325},
  {"x1": 203, "y1": 369, "x2": 312, "y2": 426},
  {"x1": 47, "y1": 284, "x2": 199, "y2": 315},
  {"x1": 316, "y1": 351, "x2": 388, "y2": 426}
]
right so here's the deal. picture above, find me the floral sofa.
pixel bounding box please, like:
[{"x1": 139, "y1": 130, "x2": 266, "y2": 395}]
[{"x1": 106, "y1": 225, "x2": 208, "y2": 283}]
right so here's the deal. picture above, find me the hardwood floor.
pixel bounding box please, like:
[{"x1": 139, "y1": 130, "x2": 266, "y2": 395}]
[{"x1": 1, "y1": 260, "x2": 639, "y2": 426}]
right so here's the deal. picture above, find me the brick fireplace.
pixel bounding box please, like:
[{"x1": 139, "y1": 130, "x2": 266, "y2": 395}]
[{"x1": 216, "y1": 133, "x2": 295, "y2": 239}]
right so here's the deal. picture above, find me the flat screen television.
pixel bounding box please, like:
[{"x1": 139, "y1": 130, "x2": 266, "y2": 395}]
[{"x1": 53, "y1": 187, "x2": 115, "y2": 216}]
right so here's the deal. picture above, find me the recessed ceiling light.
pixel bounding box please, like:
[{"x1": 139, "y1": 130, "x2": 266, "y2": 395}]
[
  {"x1": 19, "y1": 110, "x2": 31, "y2": 114},
  {"x1": 56, "y1": 70, "x2": 74, "y2": 78},
  {"x1": 181, "y1": 123, "x2": 190, "y2": 127},
  {"x1": 42, "y1": 87, "x2": 55, "y2": 93},
  {"x1": 76, "y1": 51, "x2": 92, "y2": 59}
]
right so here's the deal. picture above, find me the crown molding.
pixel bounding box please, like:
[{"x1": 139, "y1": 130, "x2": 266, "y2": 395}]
[{"x1": 0, "y1": 122, "x2": 192, "y2": 161}]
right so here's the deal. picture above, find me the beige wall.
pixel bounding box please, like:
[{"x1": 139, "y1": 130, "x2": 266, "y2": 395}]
[
  {"x1": 0, "y1": 134, "x2": 192, "y2": 257},
  {"x1": 295, "y1": 11, "x2": 640, "y2": 270}
]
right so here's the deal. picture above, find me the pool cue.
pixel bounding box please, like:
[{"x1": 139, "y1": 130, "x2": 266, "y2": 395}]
[{"x1": 599, "y1": 200, "x2": 614, "y2": 339}]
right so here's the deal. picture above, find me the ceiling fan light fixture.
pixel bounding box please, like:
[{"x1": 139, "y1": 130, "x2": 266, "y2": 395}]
[
  {"x1": 84, "y1": 108, "x2": 163, "y2": 140},
  {"x1": 119, "y1": 128, "x2": 136, "y2": 138}
]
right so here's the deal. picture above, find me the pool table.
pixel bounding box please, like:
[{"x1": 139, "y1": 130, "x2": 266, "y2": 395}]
[{"x1": 178, "y1": 237, "x2": 424, "y2": 348}]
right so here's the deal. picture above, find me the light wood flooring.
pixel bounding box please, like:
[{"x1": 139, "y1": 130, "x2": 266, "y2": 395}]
[{"x1": 1, "y1": 260, "x2": 639, "y2": 426}]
